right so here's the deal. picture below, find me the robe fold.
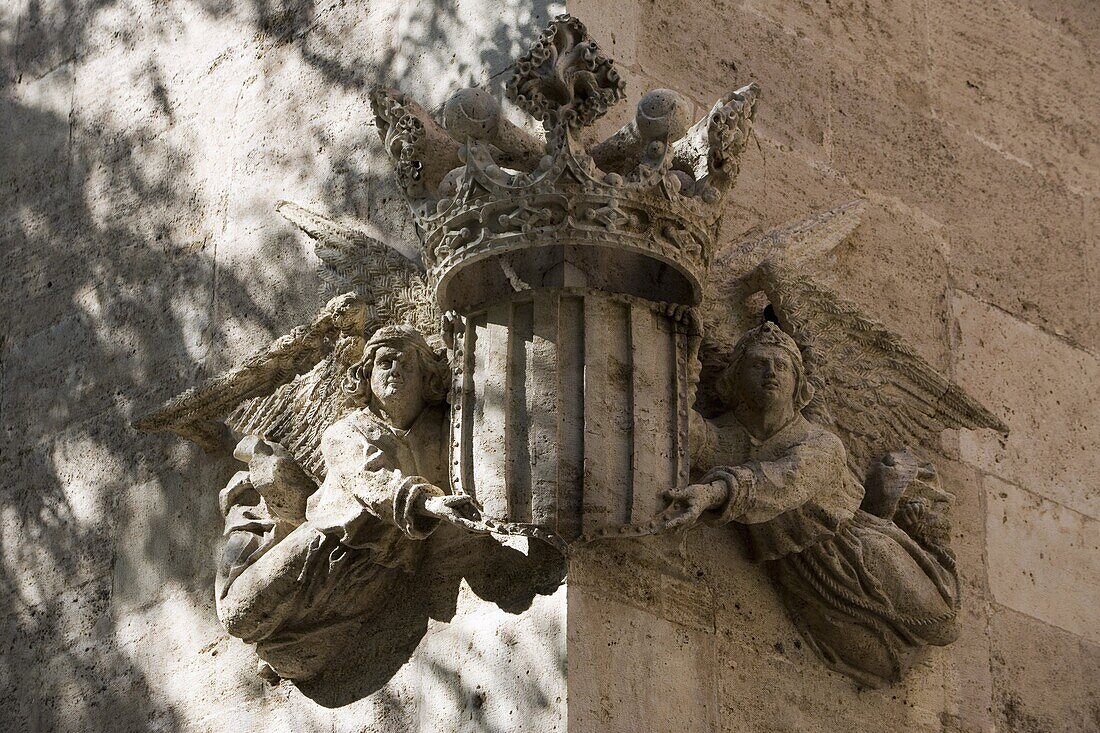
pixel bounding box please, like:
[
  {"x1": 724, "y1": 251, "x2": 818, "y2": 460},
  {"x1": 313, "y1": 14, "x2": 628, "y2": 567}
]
[
  {"x1": 216, "y1": 404, "x2": 449, "y2": 679},
  {"x1": 693, "y1": 411, "x2": 959, "y2": 687}
]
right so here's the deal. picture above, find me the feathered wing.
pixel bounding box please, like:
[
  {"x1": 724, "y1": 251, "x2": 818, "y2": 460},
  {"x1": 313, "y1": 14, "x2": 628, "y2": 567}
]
[
  {"x1": 696, "y1": 201, "x2": 867, "y2": 417},
  {"x1": 276, "y1": 200, "x2": 439, "y2": 334},
  {"x1": 225, "y1": 329, "x2": 364, "y2": 483},
  {"x1": 132, "y1": 293, "x2": 368, "y2": 458},
  {"x1": 759, "y1": 259, "x2": 1006, "y2": 481},
  {"x1": 222, "y1": 202, "x2": 443, "y2": 482},
  {"x1": 135, "y1": 202, "x2": 441, "y2": 484},
  {"x1": 698, "y1": 202, "x2": 1006, "y2": 481}
]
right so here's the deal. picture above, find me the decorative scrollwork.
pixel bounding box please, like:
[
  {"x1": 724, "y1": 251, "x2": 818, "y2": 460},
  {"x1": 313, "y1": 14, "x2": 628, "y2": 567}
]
[{"x1": 506, "y1": 14, "x2": 625, "y2": 133}]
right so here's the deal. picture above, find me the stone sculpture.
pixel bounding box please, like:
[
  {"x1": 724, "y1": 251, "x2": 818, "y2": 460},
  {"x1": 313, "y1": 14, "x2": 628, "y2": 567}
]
[
  {"x1": 133, "y1": 14, "x2": 1006, "y2": 687},
  {"x1": 213, "y1": 324, "x2": 484, "y2": 681},
  {"x1": 657, "y1": 321, "x2": 960, "y2": 687}
]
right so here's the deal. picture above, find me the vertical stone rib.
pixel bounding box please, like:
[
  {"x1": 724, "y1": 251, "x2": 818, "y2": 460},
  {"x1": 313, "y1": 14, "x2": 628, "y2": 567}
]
[
  {"x1": 583, "y1": 295, "x2": 634, "y2": 533},
  {"x1": 630, "y1": 306, "x2": 675, "y2": 522},
  {"x1": 557, "y1": 294, "x2": 585, "y2": 541},
  {"x1": 528, "y1": 291, "x2": 559, "y2": 526},
  {"x1": 471, "y1": 306, "x2": 511, "y2": 519},
  {"x1": 673, "y1": 329, "x2": 691, "y2": 490},
  {"x1": 458, "y1": 315, "x2": 477, "y2": 497},
  {"x1": 456, "y1": 293, "x2": 687, "y2": 537},
  {"x1": 447, "y1": 316, "x2": 467, "y2": 495},
  {"x1": 509, "y1": 299, "x2": 534, "y2": 522}
]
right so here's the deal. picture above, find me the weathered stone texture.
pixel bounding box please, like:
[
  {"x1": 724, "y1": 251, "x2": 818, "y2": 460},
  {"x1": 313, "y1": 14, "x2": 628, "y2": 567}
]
[
  {"x1": 954, "y1": 290, "x2": 1100, "y2": 520},
  {"x1": 565, "y1": 0, "x2": 1100, "y2": 731},
  {"x1": 989, "y1": 605, "x2": 1100, "y2": 733},
  {"x1": 2, "y1": 0, "x2": 1098, "y2": 730},
  {"x1": 985, "y1": 475, "x2": 1100, "y2": 643}
]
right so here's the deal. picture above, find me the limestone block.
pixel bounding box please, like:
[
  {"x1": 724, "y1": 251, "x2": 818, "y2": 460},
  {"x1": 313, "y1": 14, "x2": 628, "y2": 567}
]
[
  {"x1": 927, "y1": 0, "x2": 1100, "y2": 196},
  {"x1": 0, "y1": 63, "x2": 73, "y2": 195},
  {"x1": 935, "y1": 459, "x2": 988, "y2": 597},
  {"x1": 569, "y1": 536, "x2": 729, "y2": 632},
  {"x1": 829, "y1": 61, "x2": 1098, "y2": 352},
  {"x1": 4, "y1": 0, "x2": 85, "y2": 79},
  {"x1": 954, "y1": 291, "x2": 1100, "y2": 519},
  {"x1": 568, "y1": 0, "x2": 638, "y2": 68},
  {"x1": 825, "y1": 201, "x2": 952, "y2": 373},
  {"x1": 357, "y1": 0, "x2": 566, "y2": 107},
  {"x1": 573, "y1": 529, "x2": 959, "y2": 731},
  {"x1": 989, "y1": 605, "x2": 1100, "y2": 733},
  {"x1": 636, "y1": 1, "x2": 831, "y2": 158},
  {"x1": 411, "y1": 582, "x2": 566, "y2": 732},
  {"x1": 112, "y1": 470, "x2": 224, "y2": 614},
  {"x1": 567, "y1": 587, "x2": 718, "y2": 733},
  {"x1": 1, "y1": 427, "x2": 124, "y2": 598},
  {"x1": 717, "y1": 137, "x2": 856, "y2": 249},
  {"x1": 738, "y1": 0, "x2": 930, "y2": 84},
  {"x1": 827, "y1": 63, "x2": 953, "y2": 203},
  {"x1": 940, "y1": 137, "x2": 1097, "y2": 352},
  {"x1": 941, "y1": 595, "x2": 996, "y2": 733},
  {"x1": 985, "y1": 475, "x2": 1100, "y2": 643},
  {"x1": 713, "y1": 625, "x2": 948, "y2": 733},
  {"x1": 1007, "y1": 0, "x2": 1100, "y2": 58}
]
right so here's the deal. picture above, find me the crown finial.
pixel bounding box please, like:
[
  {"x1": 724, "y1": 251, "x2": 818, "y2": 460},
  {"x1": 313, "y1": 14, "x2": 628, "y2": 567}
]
[
  {"x1": 506, "y1": 14, "x2": 625, "y2": 135},
  {"x1": 371, "y1": 14, "x2": 759, "y2": 312}
]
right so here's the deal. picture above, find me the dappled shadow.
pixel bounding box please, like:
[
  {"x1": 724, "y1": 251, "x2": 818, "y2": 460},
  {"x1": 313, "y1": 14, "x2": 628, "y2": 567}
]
[
  {"x1": 1, "y1": 0, "x2": 562, "y2": 729},
  {"x1": 298, "y1": 527, "x2": 565, "y2": 708}
]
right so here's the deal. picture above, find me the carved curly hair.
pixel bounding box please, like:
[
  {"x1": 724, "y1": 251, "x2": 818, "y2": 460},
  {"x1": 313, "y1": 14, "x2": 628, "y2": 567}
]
[{"x1": 342, "y1": 325, "x2": 450, "y2": 407}]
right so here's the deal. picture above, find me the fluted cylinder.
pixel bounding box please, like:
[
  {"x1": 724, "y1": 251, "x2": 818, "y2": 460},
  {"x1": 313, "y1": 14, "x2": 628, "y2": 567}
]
[{"x1": 447, "y1": 289, "x2": 692, "y2": 542}]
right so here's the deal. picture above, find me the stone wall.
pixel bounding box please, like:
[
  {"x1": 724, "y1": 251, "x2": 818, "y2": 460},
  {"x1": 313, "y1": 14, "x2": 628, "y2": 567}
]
[
  {"x1": 2, "y1": 1, "x2": 1097, "y2": 731},
  {"x1": 572, "y1": 1, "x2": 1100, "y2": 731},
  {"x1": 2, "y1": 2, "x2": 570, "y2": 730}
]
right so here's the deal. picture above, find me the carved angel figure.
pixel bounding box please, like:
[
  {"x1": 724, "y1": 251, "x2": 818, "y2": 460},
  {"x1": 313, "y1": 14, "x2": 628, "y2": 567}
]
[
  {"x1": 134, "y1": 203, "x2": 502, "y2": 681},
  {"x1": 653, "y1": 244, "x2": 1005, "y2": 688},
  {"x1": 216, "y1": 325, "x2": 485, "y2": 681},
  {"x1": 662, "y1": 322, "x2": 955, "y2": 686}
]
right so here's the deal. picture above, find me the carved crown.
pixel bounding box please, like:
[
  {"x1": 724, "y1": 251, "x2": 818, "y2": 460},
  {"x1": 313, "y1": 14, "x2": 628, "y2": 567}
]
[{"x1": 371, "y1": 14, "x2": 758, "y2": 311}]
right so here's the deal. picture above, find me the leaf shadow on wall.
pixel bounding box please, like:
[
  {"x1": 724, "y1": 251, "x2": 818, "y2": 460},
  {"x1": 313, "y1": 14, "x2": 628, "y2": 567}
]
[
  {"x1": 2, "y1": 0, "x2": 563, "y2": 729},
  {"x1": 295, "y1": 528, "x2": 566, "y2": 709},
  {"x1": 1, "y1": 7, "x2": 275, "y2": 732}
]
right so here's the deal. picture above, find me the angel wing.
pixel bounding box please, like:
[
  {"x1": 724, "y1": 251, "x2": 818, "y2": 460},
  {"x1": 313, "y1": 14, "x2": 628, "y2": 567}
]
[
  {"x1": 131, "y1": 292, "x2": 367, "y2": 455},
  {"x1": 696, "y1": 200, "x2": 867, "y2": 416},
  {"x1": 700, "y1": 202, "x2": 1007, "y2": 482},
  {"x1": 276, "y1": 200, "x2": 439, "y2": 334},
  {"x1": 757, "y1": 259, "x2": 1006, "y2": 480},
  {"x1": 718, "y1": 199, "x2": 869, "y2": 282},
  {"x1": 134, "y1": 202, "x2": 441, "y2": 484}
]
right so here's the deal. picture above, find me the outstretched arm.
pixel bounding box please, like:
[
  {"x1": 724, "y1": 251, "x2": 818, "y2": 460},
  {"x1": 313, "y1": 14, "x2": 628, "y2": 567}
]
[
  {"x1": 215, "y1": 424, "x2": 436, "y2": 641},
  {"x1": 305, "y1": 419, "x2": 442, "y2": 545},
  {"x1": 306, "y1": 416, "x2": 489, "y2": 545},
  {"x1": 703, "y1": 428, "x2": 848, "y2": 525},
  {"x1": 658, "y1": 424, "x2": 850, "y2": 532}
]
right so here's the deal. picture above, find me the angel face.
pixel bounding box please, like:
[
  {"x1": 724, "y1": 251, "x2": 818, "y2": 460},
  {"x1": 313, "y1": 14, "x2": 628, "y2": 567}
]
[
  {"x1": 343, "y1": 326, "x2": 450, "y2": 425},
  {"x1": 370, "y1": 345, "x2": 424, "y2": 409},
  {"x1": 731, "y1": 344, "x2": 799, "y2": 413}
]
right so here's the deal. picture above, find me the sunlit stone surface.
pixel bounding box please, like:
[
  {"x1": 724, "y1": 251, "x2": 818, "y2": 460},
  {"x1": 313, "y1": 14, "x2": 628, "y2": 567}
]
[{"x1": 3, "y1": 2, "x2": 1098, "y2": 731}]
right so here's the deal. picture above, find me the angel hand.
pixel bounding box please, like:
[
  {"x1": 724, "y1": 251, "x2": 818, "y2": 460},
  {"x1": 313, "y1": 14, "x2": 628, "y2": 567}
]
[
  {"x1": 656, "y1": 482, "x2": 728, "y2": 533},
  {"x1": 420, "y1": 493, "x2": 493, "y2": 534},
  {"x1": 235, "y1": 436, "x2": 315, "y2": 526}
]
